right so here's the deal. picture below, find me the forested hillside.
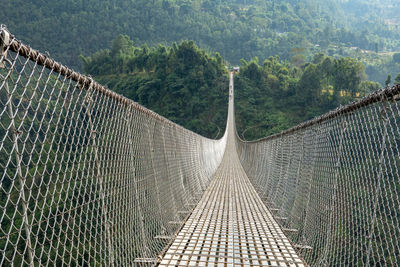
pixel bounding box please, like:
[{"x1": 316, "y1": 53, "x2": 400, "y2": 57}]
[
  {"x1": 83, "y1": 35, "x2": 380, "y2": 140},
  {"x1": 82, "y1": 36, "x2": 229, "y2": 138},
  {"x1": 234, "y1": 54, "x2": 381, "y2": 139},
  {"x1": 2, "y1": 0, "x2": 400, "y2": 84}
]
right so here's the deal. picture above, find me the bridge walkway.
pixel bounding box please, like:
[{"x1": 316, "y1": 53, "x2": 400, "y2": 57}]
[{"x1": 158, "y1": 73, "x2": 305, "y2": 266}]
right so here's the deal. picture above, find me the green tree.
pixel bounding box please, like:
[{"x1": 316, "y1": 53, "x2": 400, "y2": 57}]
[
  {"x1": 297, "y1": 63, "x2": 321, "y2": 107},
  {"x1": 333, "y1": 57, "x2": 366, "y2": 98},
  {"x1": 385, "y1": 74, "x2": 392, "y2": 86},
  {"x1": 359, "y1": 80, "x2": 381, "y2": 95},
  {"x1": 395, "y1": 73, "x2": 400, "y2": 84},
  {"x1": 111, "y1": 35, "x2": 135, "y2": 58}
]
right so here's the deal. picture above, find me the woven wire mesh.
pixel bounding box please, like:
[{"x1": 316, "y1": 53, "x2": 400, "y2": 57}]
[
  {"x1": 3, "y1": 27, "x2": 400, "y2": 267},
  {"x1": 236, "y1": 88, "x2": 400, "y2": 266},
  {"x1": 0, "y1": 28, "x2": 226, "y2": 266}
]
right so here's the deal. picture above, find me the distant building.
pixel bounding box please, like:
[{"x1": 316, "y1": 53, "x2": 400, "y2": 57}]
[{"x1": 233, "y1": 67, "x2": 240, "y2": 73}]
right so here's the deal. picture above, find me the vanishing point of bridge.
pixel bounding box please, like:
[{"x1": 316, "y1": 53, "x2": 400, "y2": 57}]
[{"x1": 1, "y1": 27, "x2": 400, "y2": 266}]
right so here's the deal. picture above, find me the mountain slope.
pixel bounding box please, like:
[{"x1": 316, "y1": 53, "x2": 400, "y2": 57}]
[{"x1": 2, "y1": 0, "x2": 399, "y2": 71}]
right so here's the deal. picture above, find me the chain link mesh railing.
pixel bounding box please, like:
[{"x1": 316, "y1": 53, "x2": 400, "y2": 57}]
[
  {"x1": 236, "y1": 84, "x2": 400, "y2": 266},
  {"x1": 0, "y1": 27, "x2": 226, "y2": 266},
  {"x1": 3, "y1": 24, "x2": 400, "y2": 267}
]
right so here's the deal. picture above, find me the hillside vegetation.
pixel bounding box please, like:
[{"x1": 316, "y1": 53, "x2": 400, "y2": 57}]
[
  {"x1": 83, "y1": 35, "x2": 380, "y2": 140},
  {"x1": 2, "y1": 0, "x2": 400, "y2": 84},
  {"x1": 82, "y1": 36, "x2": 229, "y2": 138},
  {"x1": 2, "y1": 0, "x2": 397, "y2": 138}
]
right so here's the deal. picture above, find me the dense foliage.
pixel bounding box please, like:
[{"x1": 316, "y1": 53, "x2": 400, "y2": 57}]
[
  {"x1": 83, "y1": 36, "x2": 380, "y2": 140},
  {"x1": 235, "y1": 54, "x2": 381, "y2": 139},
  {"x1": 2, "y1": 0, "x2": 399, "y2": 83},
  {"x1": 82, "y1": 36, "x2": 229, "y2": 138}
]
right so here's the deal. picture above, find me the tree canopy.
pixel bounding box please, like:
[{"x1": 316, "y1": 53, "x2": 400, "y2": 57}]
[
  {"x1": 2, "y1": 0, "x2": 399, "y2": 76},
  {"x1": 82, "y1": 36, "x2": 229, "y2": 138},
  {"x1": 83, "y1": 36, "x2": 381, "y2": 140}
]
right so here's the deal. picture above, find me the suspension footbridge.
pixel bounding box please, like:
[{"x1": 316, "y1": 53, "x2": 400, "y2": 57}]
[
  {"x1": 1, "y1": 27, "x2": 400, "y2": 266},
  {"x1": 158, "y1": 74, "x2": 304, "y2": 266}
]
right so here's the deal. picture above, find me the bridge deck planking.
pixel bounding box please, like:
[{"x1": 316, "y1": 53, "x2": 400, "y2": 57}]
[{"x1": 158, "y1": 73, "x2": 304, "y2": 266}]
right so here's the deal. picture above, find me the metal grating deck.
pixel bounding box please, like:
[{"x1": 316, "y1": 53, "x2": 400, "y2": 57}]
[{"x1": 158, "y1": 73, "x2": 305, "y2": 266}]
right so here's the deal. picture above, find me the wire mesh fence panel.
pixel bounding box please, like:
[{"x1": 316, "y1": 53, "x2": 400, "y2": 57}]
[
  {"x1": 0, "y1": 27, "x2": 226, "y2": 266},
  {"x1": 3, "y1": 24, "x2": 400, "y2": 267},
  {"x1": 237, "y1": 86, "x2": 400, "y2": 266}
]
